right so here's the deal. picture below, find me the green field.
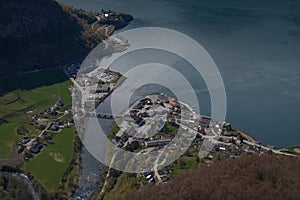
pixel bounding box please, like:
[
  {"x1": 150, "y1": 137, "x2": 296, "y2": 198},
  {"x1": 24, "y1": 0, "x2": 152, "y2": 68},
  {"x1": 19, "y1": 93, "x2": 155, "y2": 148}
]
[
  {"x1": 0, "y1": 69, "x2": 79, "y2": 193},
  {"x1": 168, "y1": 154, "x2": 198, "y2": 174},
  {"x1": 0, "y1": 71, "x2": 72, "y2": 160},
  {"x1": 23, "y1": 128, "x2": 75, "y2": 191},
  {"x1": 0, "y1": 123, "x2": 22, "y2": 159},
  {"x1": 0, "y1": 79, "x2": 72, "y2": 123}
]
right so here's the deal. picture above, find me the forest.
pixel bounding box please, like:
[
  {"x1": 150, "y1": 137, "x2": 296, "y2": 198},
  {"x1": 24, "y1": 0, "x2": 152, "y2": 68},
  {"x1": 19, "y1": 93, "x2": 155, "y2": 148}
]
[
  {"x1": 121, "y1": 155, "x2": 300, "y2": 200},
  {"x1": 0, "y1": 172, "x2": 31, "y2": 200}
]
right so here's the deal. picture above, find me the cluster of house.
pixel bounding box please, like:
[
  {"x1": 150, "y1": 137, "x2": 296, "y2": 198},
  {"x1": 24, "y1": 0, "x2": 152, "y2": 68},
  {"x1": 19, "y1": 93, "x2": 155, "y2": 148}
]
[
  {"x1": 83, "y1": 70, "x2": 119, "y2": 101},
  {"x1": 17, "y1": 137, "x2": 30, "y2": 154},
  {"x1": 202, "y1": 130, "x2": 272, "y2": 162},
  {"x1": 17, "y1": 128, "x2": 56, "y2": 156},
  {"x1": 198, "y1": 116, "x2": 211, "y2": 130},
  {"x1": 18, "y1": 94, "x2": 75, "y2": 160},
  {"x1": 89, "y1": 83, "x2": 111, "y2": 95},
  {"x1": 111, "y1": 94, "x2": 189, "y2": 150},
  {"x1": 145, "y1": 139, "x2": 172, "y2": 148},
  {"x1": 97, "y1": 92, "x2": 296, "y2": 186},
  {"x1": 18, "y1": 121, "x2": 74, "y2": 160},
  {"x1": 142, "y1": 167, "x2": 170, "y2": 183},
  {"x1": 128, "y1": 109, "x2": 145, "y2": 127},
  {"x1": 33, "y1": 99, "x2": 64, "y2": 117},
  {"x1": 92, "y1": 92, "x2": 276, "y2": 183},
  {"x1": 126, "y1": 97, "x2": 155, "y2": 126},
  {"x1": 204, "y1": 140, "x2": 271, "y2": 162},
  {"x1": 50, "y1": 119, "x2": 74, "y2": 132},
  {"x1": 17, "y1": 136, "x2": 45, "y2": 158}
]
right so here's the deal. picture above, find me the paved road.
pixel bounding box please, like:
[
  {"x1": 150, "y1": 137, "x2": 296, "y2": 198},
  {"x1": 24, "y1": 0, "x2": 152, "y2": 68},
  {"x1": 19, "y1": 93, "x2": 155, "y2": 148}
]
[
  {"x1": 180, "y1": 123, "x2": 297, "y2": 157},
  {"x1": 99, "y1": 151, "x2": 117, "y2": 197},
  {"x1": 243, "y1": 140, "x2": 297, "y2": 156},
  {"x1": 153, "y1": 150, "x2": 164, "y2": 183}
]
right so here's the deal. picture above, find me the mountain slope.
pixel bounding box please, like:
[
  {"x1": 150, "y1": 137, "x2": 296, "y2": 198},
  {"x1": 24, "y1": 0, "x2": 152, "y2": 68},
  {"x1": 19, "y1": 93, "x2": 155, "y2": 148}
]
[
  {"x1": 121, "y1": 155, "x2": 300, "y2": 200},
  {"x1": 0, "y1": 0, "x2": 132, "y2": 77}
]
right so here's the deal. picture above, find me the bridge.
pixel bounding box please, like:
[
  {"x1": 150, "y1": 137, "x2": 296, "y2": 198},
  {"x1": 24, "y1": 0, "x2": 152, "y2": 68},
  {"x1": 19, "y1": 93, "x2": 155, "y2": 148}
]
[{"x1": 87, "y1": 112, "x2": 122, "y2": 119}]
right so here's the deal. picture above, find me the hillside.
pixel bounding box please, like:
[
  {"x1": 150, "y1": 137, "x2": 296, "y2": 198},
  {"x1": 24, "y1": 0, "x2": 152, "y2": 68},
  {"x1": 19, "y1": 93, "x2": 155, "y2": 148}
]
[
  {"x1": 121, "y1": 155, "x2": 300, "y2": 200},
  {"x1": 0, "y1": 0, "x2": 132, "y2": 77}
]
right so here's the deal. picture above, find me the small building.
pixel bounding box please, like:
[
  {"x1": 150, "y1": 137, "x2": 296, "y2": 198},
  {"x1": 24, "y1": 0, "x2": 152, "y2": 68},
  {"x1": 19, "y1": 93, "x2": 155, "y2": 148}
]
[
  {"x1": 57, "y1": 101, "x2": 64, "y2": 107},
  {"x1": 169, "y1": 99, "x2": 180, "y2": 107},
  {"x1": 37, "y1": 124, "x2": 46, "y2": 130},
  {"x1": 67, "y1": 120, "x2": 75, "y2": 127},
  {"x1": 223, "y1": 122, "x2": 232, "y2": 131},
  {"x1": 21, "y1": 137, "x2": 31, "y2": 144},
  {"x1": 145, "y1": 139, "x2": 171, "y2": 148},
  {"x1": 32, "y1": 115, "x2": 39, "y2": 121},
  {"x1": 40, "y1": 132, "x2": 52, "y2": 140},
  {"x1": 30, "y1": 141, "x2": 43, "y2": 154},
  {"x1": 120, "y1": 133, "x2": 131, "y2": 143},
  {"x1": 140, "y1": 98, "x2": 150, "y2": 104},
  {"x1": 17, "y1": 145, "x2": 25, "y2": 153},
  {"x1": 50, "y1": 123, "x2": 59, "y2": 131},
  {"x1": 140, "y1": 112, "x2": 149, "y2": 118},
  {"x1": 125, "y1": 127, "x2": 137, "y2": 137},
  {"x1": 132, "y1": 116, "x2": 145, "y2": 126},
  {"x1": 96, "y1": 84, "x2": 110, "y2": 93},
  {"x1": 219, "y1": 146, "x2": 226, "y2": 151},
  {"x1": 199, "y1": 116, "x2": 211, "y2": 128},
  {"x1": 146, "y1": 174, "x2": 152, "y2": 180},
  {"x1": 134, "y1": 103, "x2": 144, "y2": 110}
]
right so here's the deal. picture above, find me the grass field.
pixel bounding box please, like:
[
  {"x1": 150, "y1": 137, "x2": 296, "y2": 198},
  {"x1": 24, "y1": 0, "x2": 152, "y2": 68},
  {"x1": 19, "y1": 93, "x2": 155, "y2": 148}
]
[
  {"x1": 0, "y1": 123, "x2": 22, "y2": 159},
  {"x1": 0, "y1": 79, "x2": 72, "y2": 123},
  {"x1": 23, "y1": 128, "x2": 75, "y2": 191},
  {"x1": 0, "y1": 72, "x2": 73, "y2": 160},
  {"x1": 0, "y1": 69, "x2": 79, "y2": 192}
]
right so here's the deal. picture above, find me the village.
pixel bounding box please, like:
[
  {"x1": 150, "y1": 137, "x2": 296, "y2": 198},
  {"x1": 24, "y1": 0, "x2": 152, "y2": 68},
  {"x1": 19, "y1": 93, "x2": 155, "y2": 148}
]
[
  {"x1": 64, "y1": 59, "x2": 299, "y2": 186},
  {"x1": 15, "y1": 60, "x2": 121, "y2": 161},
  {"x1": 17, "y1": 95, "x2": 75, "y2": 160},
  {"x1": 16, "y1": 59, "x2": 298, "y2": 186},
  {"x1": 101, "y1": 92, "x2": 290, "y2": 183}
]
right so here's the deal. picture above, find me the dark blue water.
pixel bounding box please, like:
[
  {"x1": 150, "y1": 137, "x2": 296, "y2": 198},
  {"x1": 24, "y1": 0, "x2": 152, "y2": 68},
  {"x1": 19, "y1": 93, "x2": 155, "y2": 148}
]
[{"x1": 58, "y1": 0, "x2": 300, "y2": 147}]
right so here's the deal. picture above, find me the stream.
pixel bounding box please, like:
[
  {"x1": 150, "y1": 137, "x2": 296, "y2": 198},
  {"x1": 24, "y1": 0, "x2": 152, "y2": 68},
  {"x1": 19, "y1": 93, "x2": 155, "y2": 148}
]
[{"x1": 11, "y1": 173, "x2": 39, "y2": 200}]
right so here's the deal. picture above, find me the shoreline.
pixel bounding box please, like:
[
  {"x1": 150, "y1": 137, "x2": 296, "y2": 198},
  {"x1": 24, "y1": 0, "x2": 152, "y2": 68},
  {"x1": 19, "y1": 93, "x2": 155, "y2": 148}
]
[{"x1": 88, "y1": 91, "x2": 299, "y2": 198}]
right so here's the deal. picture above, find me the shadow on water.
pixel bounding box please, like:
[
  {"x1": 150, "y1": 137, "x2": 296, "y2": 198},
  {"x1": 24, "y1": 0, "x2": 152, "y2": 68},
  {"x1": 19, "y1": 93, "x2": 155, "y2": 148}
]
[{"x1": 0, "y1": 69, "x2": 69, "y2": 96}]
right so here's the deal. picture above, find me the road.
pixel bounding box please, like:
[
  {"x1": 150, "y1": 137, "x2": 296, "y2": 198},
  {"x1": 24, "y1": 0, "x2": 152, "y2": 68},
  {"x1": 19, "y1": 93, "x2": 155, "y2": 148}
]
[
  {"x1": 153, "y1": 150, "x2": 164, "y2": 183},
  {"x1": 99, "y1": 150, "x2": 117, "y2": 197},
  {"x1": 180, "y1": 123, "x2": 297, "y2": 157},
  {"x1": 243, "y1": 140, "x2": 297, "y2": 156}
]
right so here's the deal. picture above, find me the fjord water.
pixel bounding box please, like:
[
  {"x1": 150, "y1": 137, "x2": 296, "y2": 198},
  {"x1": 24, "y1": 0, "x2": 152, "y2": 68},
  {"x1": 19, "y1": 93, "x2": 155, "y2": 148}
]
[{"x1": 60, "y1": 0, "x2": 300, "y2": 147}]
